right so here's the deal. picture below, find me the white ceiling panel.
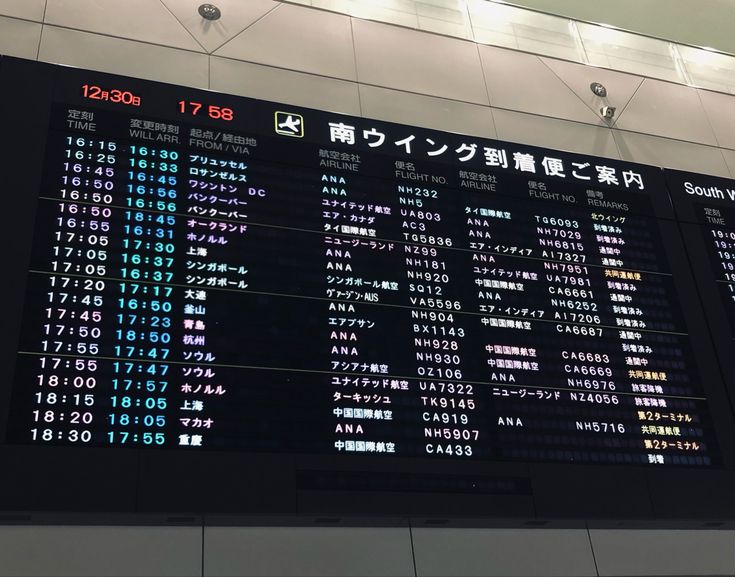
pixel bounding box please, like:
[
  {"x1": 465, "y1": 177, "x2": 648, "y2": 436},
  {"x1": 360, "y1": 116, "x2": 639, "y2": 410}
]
[
  {"x1": 161, "y1": 0, "x2": 279, "y2": 53},
  {"x1": 45, "y1": 0, "x2": 204, "y2": 51}
]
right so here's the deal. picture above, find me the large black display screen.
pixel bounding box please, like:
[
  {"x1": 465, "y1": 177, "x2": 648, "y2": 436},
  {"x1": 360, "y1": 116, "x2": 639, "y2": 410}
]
[
  {"x1": 666, "y1": 170, "x2": 735, "y2": 413},
  {"x1": 4, "y1": 56, "x2": 735, "y2": 517}
]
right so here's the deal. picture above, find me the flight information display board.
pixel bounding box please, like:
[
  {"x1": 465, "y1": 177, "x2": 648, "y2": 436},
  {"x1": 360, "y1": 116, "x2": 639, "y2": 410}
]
[
  {"x1": 666, "y1": 169, "x2": 735, "y2": 411},
  {"x1": 0, "y1": 56, "x2": 729, "y2": 474}
]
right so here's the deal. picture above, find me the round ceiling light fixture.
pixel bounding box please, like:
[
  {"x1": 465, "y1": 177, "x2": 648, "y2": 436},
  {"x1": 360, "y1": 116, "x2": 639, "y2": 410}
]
[
  {"x1": 198, "y1": 3, "x2": 221, "y2": 20},
  {"x1": 590, "y1": 82, "x2": 607, "y2": 98}
]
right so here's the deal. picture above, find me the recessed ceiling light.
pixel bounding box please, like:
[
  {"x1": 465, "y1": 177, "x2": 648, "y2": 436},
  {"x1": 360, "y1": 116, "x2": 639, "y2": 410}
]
[{"x1": 198, "y1": 3, "x2": 221, "y2": 21}]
